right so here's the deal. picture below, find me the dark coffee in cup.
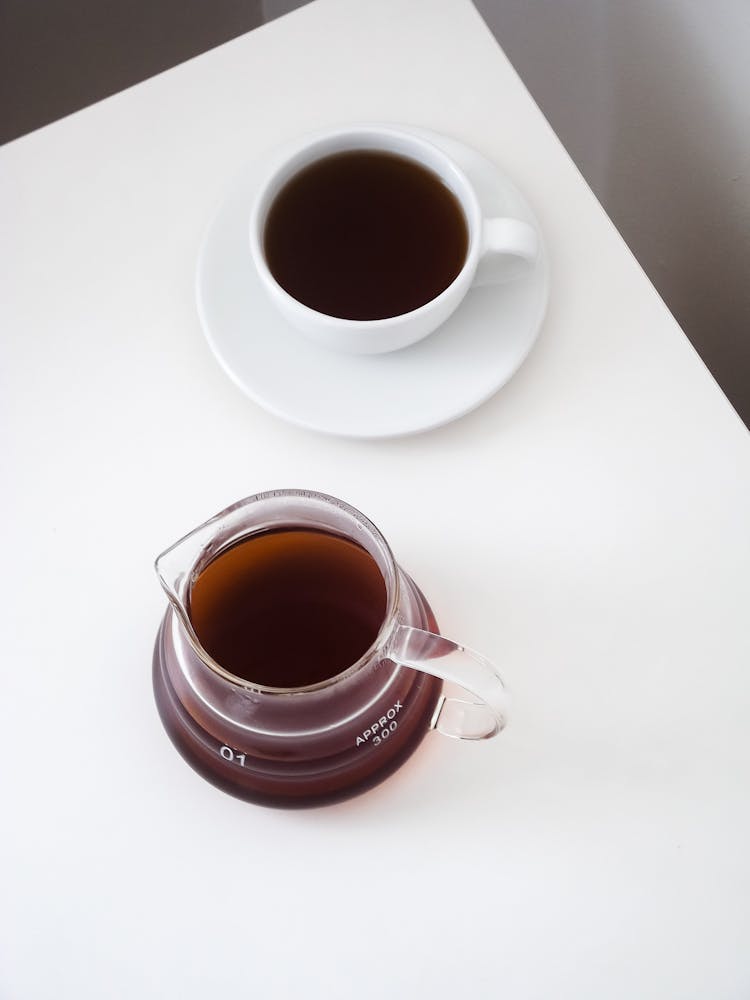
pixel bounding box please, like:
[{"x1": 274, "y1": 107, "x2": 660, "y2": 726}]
[{"x1": 263, "y1": 150, "x2": 469, "y2": 321}]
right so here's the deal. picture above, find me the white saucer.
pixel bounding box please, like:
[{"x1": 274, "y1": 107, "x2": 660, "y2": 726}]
[{"x1": 196, "y1": 128, "x2": 549, "y2": 438}]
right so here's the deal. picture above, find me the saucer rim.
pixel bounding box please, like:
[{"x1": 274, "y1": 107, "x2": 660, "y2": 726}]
[{"x1": 195, "y1": 125, "x2": 550, "y2": 439}]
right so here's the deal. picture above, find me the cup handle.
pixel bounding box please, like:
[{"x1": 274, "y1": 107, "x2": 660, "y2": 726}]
[
  {"x1": 473, "y1": 217, "x2": 539, "y2": 286},
  {"x1": 388, "y1": 624, "x2": 509, "y2": 740}
]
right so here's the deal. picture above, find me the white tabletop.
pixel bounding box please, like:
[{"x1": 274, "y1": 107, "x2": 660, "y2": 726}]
[{"x1": 3, "y1": 0, "x2": 749, "y2": 997}]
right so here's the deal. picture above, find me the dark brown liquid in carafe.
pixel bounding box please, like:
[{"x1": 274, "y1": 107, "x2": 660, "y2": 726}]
[
  {"x1": 188, "y1": 529, "x2": 387, "y2": 688},
  {"x1": 263, "y1": 150, "x2": 469, "y2": 321},
  {"x1": 153, "y1": 549, "x2": 443, "y2": 808}
]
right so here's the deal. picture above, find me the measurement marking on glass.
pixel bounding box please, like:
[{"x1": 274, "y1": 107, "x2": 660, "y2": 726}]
[
  {"x1": 355, "y1": 700, "x2": 403, "y2": 748},
  {"x1": 219, "y1": 745, "x2": 246, "y2": 766}
]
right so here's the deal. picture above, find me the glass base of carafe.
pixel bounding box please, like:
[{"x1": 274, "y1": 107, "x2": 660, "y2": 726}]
[{"x1": 152, "y1": 574, "x2": 443, "y2": 808}]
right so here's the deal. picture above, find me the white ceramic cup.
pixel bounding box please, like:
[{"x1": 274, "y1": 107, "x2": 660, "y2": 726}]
[{"x1": 249, "y1": 125, "x2": 539, "y2": 355}]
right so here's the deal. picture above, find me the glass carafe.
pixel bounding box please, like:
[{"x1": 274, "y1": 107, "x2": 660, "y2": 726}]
[{"x1": 153, "y1": 489, "x2": 508, "y2": 807}]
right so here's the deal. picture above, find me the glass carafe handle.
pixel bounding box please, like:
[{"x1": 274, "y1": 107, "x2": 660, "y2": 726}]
[{"x1": 388, "y1": 625, "x2": 509, "y2": 740}]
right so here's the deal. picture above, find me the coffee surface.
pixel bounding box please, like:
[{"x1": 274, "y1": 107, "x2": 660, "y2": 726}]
[
  {"x1": 263, "y1": 150, "x2": 468, "y2": 321},
  {"x1": 189, "y1": 529, "x2": 387, "y2": 688}
]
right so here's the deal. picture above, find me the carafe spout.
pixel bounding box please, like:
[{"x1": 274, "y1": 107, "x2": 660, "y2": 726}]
[
  {"x1": 155, "y1": 496, "x2": 272, "y2": 619},
  {"x1": 154, "y1": 517, "x2": 226, "y2": 634}
]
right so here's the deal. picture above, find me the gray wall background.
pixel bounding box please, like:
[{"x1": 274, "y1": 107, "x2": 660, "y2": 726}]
[{"x1": 472, "y1": 0, "x2": 750, "y2": 425}]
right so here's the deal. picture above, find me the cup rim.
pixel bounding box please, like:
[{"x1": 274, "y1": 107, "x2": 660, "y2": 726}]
[{"x1": 249, "y1": 124, "x2": 483, "y2": 331}]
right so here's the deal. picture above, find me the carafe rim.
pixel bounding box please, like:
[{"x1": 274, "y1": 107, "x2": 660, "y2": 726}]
[{"x1": 154, "y1": 488, "x2": 402, "y2": 695}]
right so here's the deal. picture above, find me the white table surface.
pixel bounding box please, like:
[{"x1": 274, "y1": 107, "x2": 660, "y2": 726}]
[{"x1": 3, "y1": 1, "x2": 750, "y2": 997}]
